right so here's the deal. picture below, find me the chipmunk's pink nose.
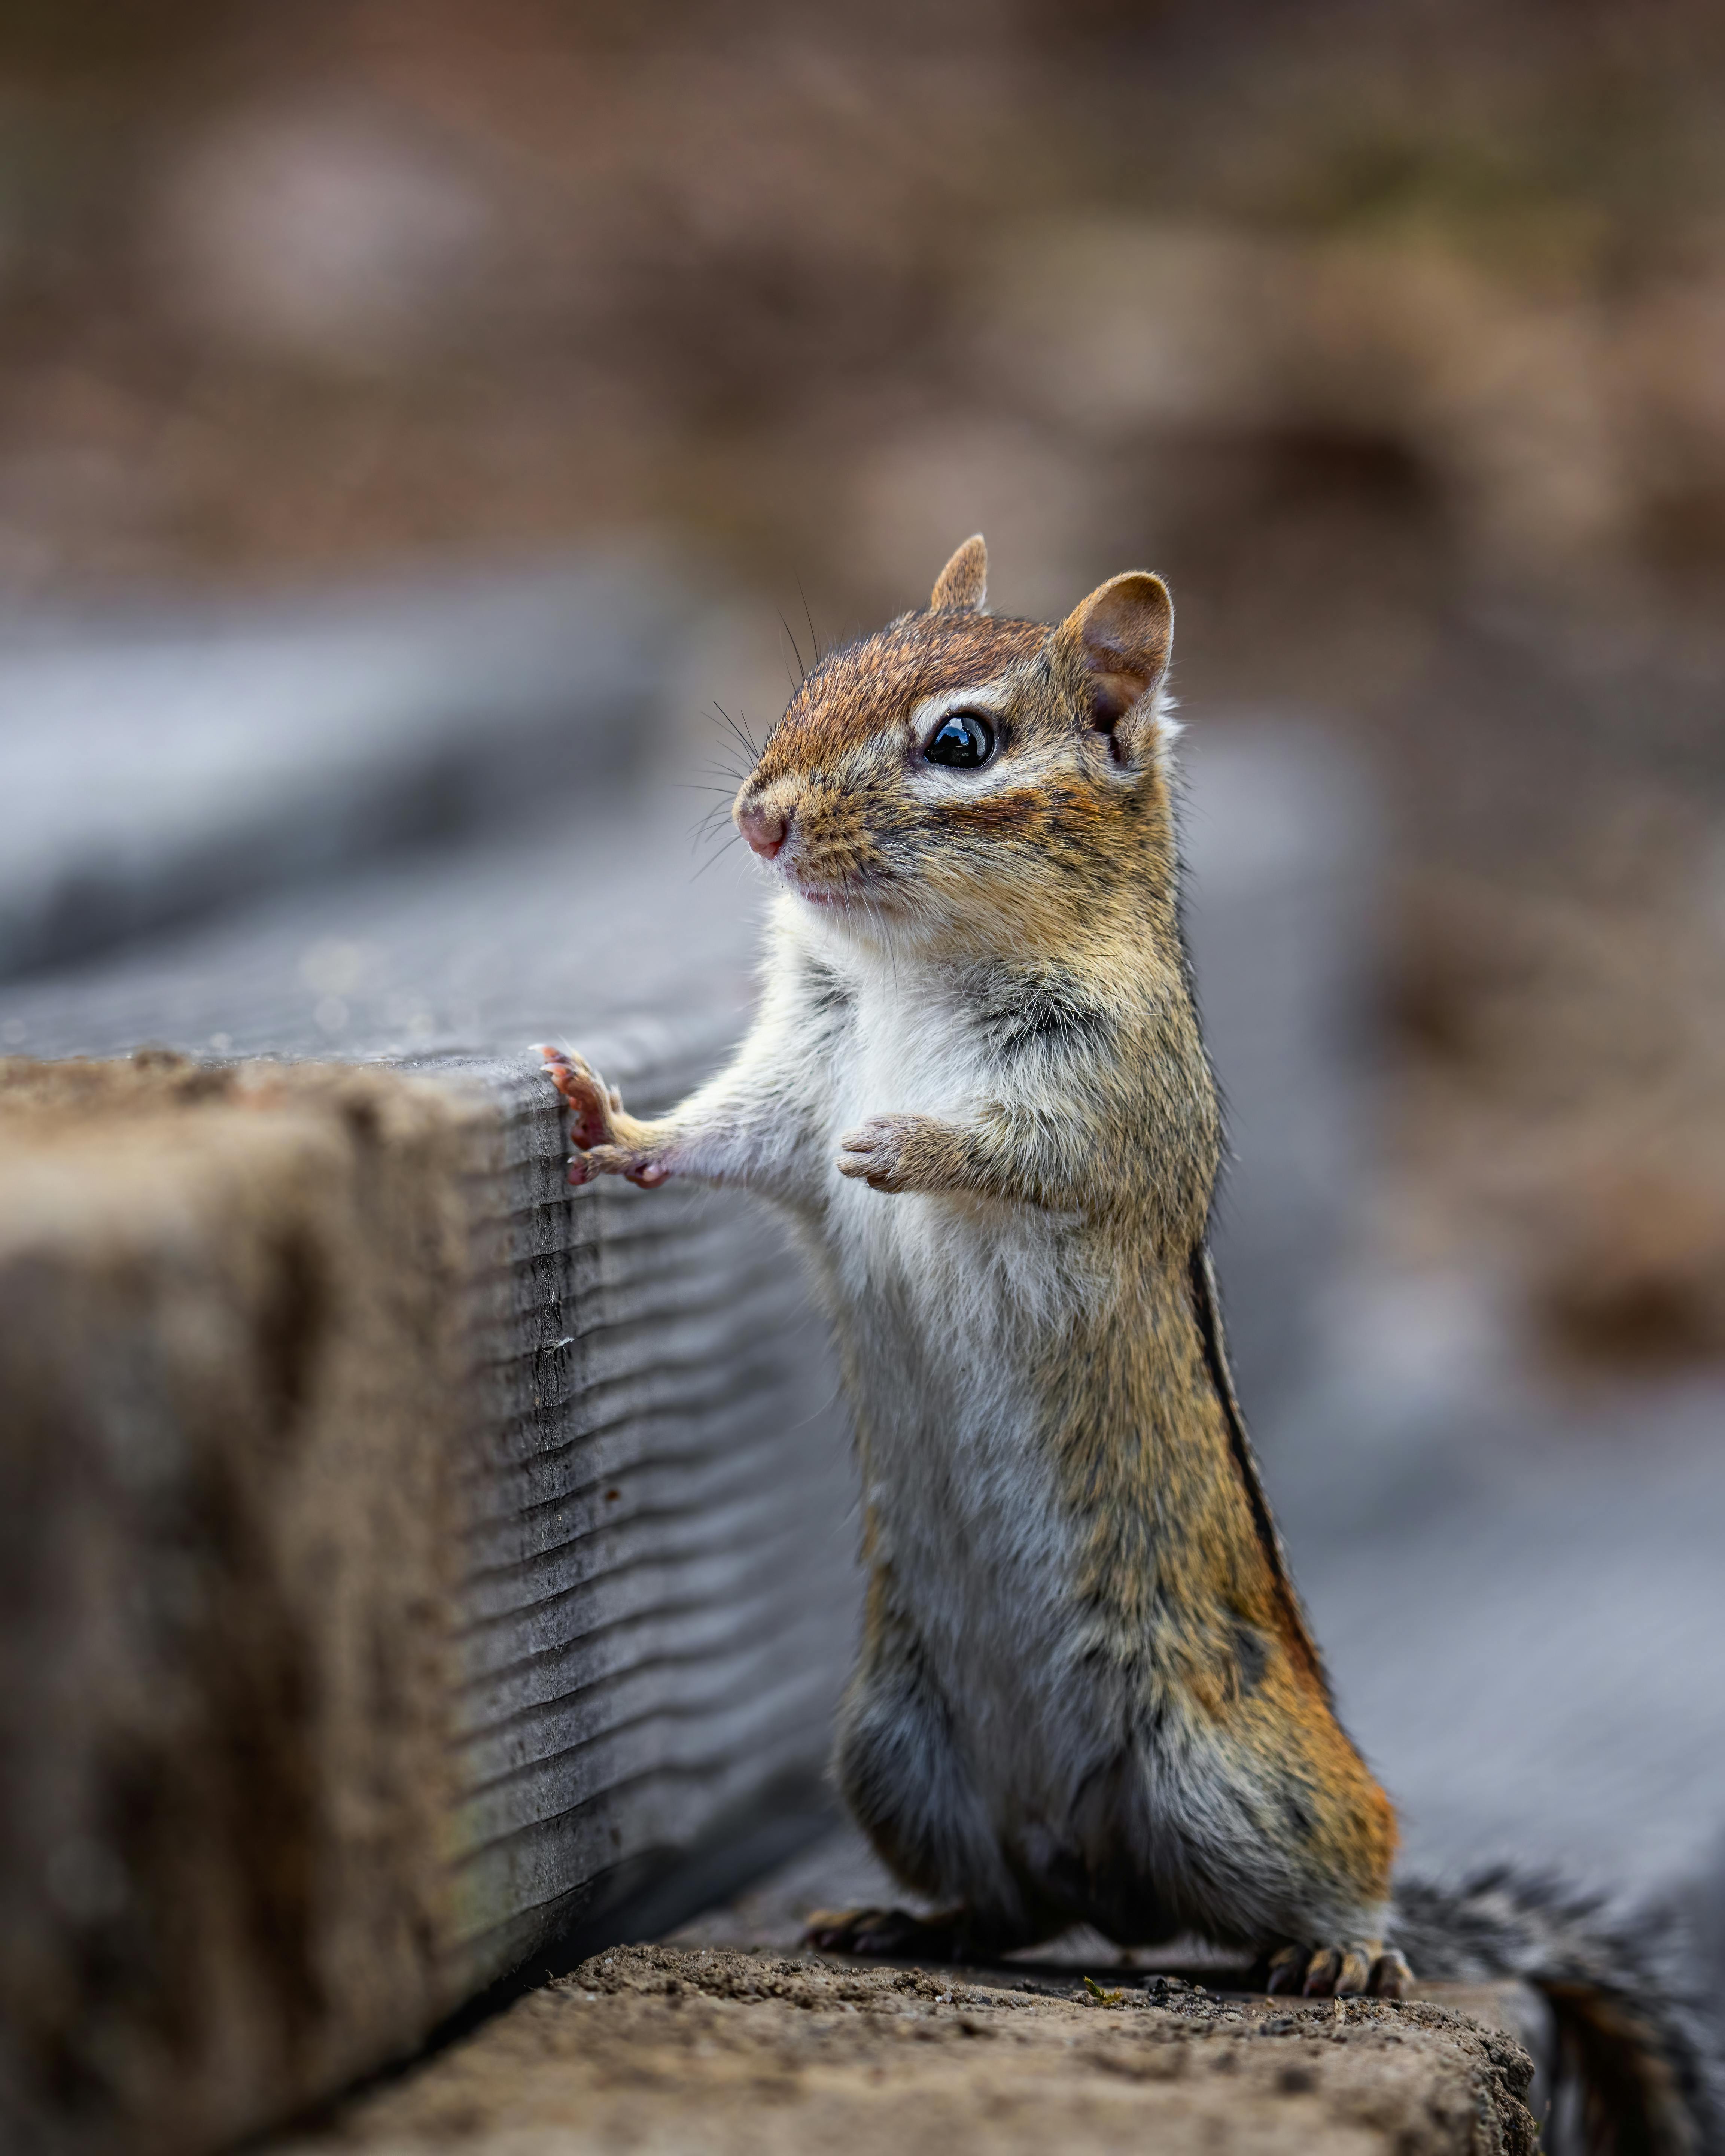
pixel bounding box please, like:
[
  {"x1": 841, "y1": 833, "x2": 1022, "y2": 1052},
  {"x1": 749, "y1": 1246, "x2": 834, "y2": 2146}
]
[{"x1": 738, "y1": 800, "x2": 789, "y2": 859}]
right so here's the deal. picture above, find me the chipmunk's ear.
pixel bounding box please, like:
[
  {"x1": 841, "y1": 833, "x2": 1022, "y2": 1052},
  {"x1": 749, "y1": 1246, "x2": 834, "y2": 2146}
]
[
  {"x1": 930, "y1": 534, "x2": 988, "y2": 613},
  {"x1": 1056, "y1": 571, "x2": 1173, "y2": 752}
]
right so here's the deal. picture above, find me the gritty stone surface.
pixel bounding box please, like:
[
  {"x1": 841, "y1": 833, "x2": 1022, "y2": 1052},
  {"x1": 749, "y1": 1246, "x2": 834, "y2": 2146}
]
[{"x1": 273, "y1": 1943, "x2": 1539, "y2": 2156}]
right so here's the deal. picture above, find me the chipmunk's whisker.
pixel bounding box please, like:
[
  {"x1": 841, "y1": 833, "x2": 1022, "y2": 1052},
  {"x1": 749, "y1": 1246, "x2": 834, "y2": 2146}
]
[
  {"x1": 778, "y1": 612, "x2": 807, "y2": 689},
  {"x1": 688, "y1": 830, "x2": 743, "y2": 881},
  {"x1": 795, "y1": 572, "x2": 823, "y2": 669},
  {"x1": 711, "y1": 701, "x2": 764, "y2": 767}
]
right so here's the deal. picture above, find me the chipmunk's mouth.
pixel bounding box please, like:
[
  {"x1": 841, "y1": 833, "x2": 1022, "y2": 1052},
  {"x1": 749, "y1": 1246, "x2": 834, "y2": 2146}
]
[
  {"x1": 785, "y1": 868, "x2": 896, "y2": 912},
  {"x1": 778, "y1": 859, "x2": 848, "y2": 902},
  {"x1": 774, "y1": 844, "x2": 905, "y2": 914}
]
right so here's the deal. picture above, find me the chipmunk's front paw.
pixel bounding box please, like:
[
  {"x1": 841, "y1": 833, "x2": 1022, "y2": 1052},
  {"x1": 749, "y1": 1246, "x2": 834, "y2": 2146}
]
[
  {"x1": 837, "y1": 1113, "x2": 951, "y2": 1194},
  {"x1": 537, "y1": 1046, "x2": 668, "y2": 1189},
  {"x1": 1264, "y1": 1940, "x2": 1412, "y2": 1999},
  {"x1": 538, "y1": 1046, "x2": 616, "y2": 1147}
]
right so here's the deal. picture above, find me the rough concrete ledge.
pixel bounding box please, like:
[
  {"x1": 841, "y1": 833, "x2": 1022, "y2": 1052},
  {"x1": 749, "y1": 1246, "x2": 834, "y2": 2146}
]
[{"x1": 270, "y1": 1944, "x2": 1539, "y2": 2156}]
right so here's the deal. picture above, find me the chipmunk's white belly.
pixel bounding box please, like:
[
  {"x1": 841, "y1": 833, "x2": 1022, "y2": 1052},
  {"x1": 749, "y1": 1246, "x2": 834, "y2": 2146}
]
[{"x1": 814, "y1": 981, "x2": 1113, "y2": 1822}]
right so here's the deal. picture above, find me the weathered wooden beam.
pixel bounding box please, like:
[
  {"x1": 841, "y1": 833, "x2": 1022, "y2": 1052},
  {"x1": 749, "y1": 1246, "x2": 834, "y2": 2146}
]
[{"x1": 0, "y1": 1045, "x2": 854, "y2": 2156}]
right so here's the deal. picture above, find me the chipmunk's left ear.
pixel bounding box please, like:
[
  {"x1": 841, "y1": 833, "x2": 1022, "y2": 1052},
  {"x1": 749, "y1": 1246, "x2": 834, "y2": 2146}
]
[
  {"x1": 930, "y1": 534, "x2": 988, "y2": 612},
  {"x1": 1056, "y1": 572, "x2": 1173, "y2": 755}
]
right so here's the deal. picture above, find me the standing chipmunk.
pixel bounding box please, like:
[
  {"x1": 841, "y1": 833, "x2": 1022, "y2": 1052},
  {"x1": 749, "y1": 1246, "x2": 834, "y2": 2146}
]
[{"x1": 541, "y1": 537, "x2": 1721, "y2": 2154}]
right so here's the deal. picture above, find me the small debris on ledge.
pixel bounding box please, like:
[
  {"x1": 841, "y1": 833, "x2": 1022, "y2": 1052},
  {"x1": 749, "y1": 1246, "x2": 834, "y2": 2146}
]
[{"x1": 270, "y1": 1942, "x2": 1540, "y2": 2156}]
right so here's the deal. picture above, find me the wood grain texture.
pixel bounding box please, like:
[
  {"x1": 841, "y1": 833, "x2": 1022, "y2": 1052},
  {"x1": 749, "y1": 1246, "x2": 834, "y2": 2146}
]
[
  {"x1": 0, "y1": 1043, "x2": 857, "y2": 2156},
  {"x1": 433, "y1": 1048, "x2": 855, "y2": 1992}
]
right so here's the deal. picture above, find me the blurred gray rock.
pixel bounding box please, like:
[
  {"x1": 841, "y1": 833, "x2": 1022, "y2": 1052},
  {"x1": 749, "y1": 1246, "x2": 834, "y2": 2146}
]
[{"x1": 0, "y1": 558, "x2": 671, "y2": 981}]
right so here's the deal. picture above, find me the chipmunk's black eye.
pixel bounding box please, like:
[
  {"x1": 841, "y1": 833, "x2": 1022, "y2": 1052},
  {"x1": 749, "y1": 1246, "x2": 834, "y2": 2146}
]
[{"x1": 925, "y1": 710, "x2": 995, "y2": 768}]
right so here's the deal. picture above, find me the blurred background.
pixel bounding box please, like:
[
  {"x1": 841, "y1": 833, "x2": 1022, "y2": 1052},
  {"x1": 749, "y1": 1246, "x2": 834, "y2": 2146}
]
[{"x1": 1, "y1": 0, "x2": 1723, "y2": 1921}]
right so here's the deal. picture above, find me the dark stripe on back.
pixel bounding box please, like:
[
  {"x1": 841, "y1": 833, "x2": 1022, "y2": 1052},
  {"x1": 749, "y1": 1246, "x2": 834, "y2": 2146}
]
[{"x1": 1189, "y1": 1244, "x2": 1331, "y2": 1698}]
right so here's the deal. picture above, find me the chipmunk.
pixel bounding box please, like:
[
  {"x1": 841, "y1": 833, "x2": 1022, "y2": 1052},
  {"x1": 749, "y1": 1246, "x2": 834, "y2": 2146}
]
[{"x1": 541, "y1": 537, "x2": 1722, "y2": 2155}]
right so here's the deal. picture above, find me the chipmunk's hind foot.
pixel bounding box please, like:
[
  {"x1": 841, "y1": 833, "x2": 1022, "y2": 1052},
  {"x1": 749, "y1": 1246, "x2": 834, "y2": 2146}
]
[
  {"x1": 1263, "y1": 1940, "x2": 1412, "y2": 1998},
  {"x1": 804, "y1": 1906, "x2": 971, "y2": 1961}
]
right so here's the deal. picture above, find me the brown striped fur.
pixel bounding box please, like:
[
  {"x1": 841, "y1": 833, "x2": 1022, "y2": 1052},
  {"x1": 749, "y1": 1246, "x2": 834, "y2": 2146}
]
[{"x1": 544, "y1": 537, "x2": 1400, "y2": 1983}]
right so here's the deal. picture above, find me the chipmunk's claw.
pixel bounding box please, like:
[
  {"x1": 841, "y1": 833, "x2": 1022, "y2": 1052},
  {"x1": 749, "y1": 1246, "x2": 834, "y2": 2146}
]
[
  {"x1": 538, "y1": 1045, "x2": 672, "y2": 1188},
  {"x1": 1264, "y1": 1941, "x2": 1411, "y2": 1999},
  {"x1": 538, "y1": 1044, "x2": 616, "y2": 1153},
  {"x1": 837, "y1": 1112, "x2": 942, "y2": 1193}
]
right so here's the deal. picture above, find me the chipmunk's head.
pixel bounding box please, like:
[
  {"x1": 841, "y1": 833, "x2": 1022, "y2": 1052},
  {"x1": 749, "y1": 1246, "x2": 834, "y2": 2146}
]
[{"x1": 731, "y1": 536, "x2": 1178, "y2": 949}]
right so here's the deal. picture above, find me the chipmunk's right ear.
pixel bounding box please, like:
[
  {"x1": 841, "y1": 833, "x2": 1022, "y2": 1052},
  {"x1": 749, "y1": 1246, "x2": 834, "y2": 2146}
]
[
  {"x1": 1056, "y1": 572, "x2": 1173, "y2": 754},
  {"x1": 930, "y1": 534, "x2": 988, "y2": 613}
]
